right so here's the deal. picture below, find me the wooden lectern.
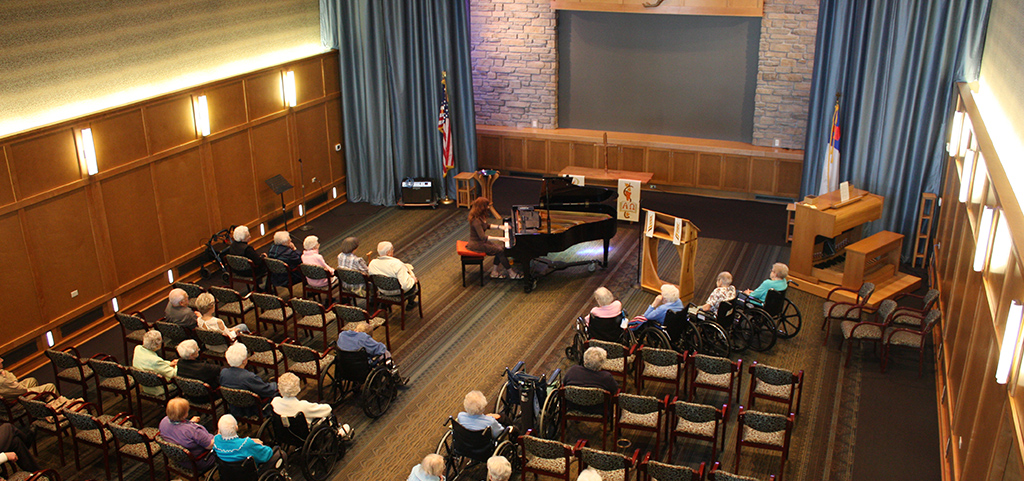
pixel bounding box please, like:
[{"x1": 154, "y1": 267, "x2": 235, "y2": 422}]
[{"x1": 640, "y1": 209, "x2": 699, "y2": 303}]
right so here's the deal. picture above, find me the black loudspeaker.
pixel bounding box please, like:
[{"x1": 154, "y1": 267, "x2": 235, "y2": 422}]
[{"x1": 399, "y1": 178, "x2": 436, "y2": 207}]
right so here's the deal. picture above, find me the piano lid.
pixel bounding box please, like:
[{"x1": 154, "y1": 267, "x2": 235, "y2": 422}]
[{"x1": 538, "y1": 176, "x2": 615, "y2": 206}]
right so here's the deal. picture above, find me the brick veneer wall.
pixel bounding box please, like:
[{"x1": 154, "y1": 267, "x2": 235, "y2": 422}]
[{"x1": 468, "y1": 0, "x2": 820, "y2": 149}]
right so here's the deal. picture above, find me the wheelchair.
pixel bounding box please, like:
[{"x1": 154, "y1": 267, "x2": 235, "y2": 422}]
[
  {"x1": 205, "y1": 453, "x2": 290, "y2": 481},
  {"x1": 494, "y1": 361, "x2": 563, "y2": 440},
  {"x1": 329, "y1": 348, "x2": 399, "y2": 418},
  {"x1": 565, "y1": 311, "x2": 635, "y2": 364},
  {"x1": 255, "y1": 412, "x2": 349, "y2": 481},
  {"x1": 435, "y1": 417, "x2": 518, "y2": 480}
]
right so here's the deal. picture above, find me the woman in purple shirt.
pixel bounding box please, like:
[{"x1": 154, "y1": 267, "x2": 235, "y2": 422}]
[{"x1": 159, "y1": 398, "x2": 215, "y2": 471}]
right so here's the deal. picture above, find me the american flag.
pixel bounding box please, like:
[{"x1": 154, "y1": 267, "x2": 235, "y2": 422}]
[{"x1": 437, "y1": 75, "x2": 454, "y2": 176}]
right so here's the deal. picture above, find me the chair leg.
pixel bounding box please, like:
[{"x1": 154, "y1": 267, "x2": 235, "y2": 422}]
[{"x1": 461, "y1": 261, "x2": 467, "y2": 287}]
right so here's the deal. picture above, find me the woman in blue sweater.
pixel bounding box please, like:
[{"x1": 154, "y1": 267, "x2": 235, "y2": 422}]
[{"x1": 213, "y1": 414, "x2": 285, "y2": 475}]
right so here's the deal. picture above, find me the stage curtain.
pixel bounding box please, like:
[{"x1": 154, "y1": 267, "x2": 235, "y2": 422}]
[
  {"x1": 802, "y1": 0, "x2": 990, "y2": 259},
  {"x1": 320, "y1": 0, "x2": 477, "y2": 205}
]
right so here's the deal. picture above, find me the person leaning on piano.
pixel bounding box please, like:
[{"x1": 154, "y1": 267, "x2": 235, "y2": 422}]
[{"x1": 467, "y1": 197, "x2": 523, "y2": 279}]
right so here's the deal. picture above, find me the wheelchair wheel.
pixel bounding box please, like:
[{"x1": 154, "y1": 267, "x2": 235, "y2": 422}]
[
  {"x1": 494, "y1": 381, "x2": 521, "y2": 430},
  {"x1": 361, "y1": 369, "x2": 396, "y2": 418},
  {"x1": 639, "y1": 325, "x2": 673, "y2": 350},
  {"x1": 301, "y1": 425, "x2": 343, "y2": 481},
  {"x1": 537, "y1": 389, "x2": 561, "y2": 440},
  {"x1": 435, "y1": 429, "x2": 464, "y2": 480},
  {"x1": 494, "y1": 439, "x2": 520, "y2": 475},
  {"x1": 697, "y1": 321, "x2": 731, "y2": 358},
  {"x1": 775, "y1": 298, "x2": 803, "y2": 339},
  {"x1": 727, "y1": 315, "x2": 750, "y2": 353},
  {"x1": 564, "y1": 331, "x2": 586, "y2": 364},
  {"x1": 742, "y1": 309, "x2": 778, "y2": 352},
  {"x1": 617, "y1": 328, "x2": 638, "y2": 348},
  {"x1": 320, "y1": 359, "x2": 341, "y2": 404},
  {"x1": 256, "y1": 417, "x2": 276, "y2": 447},
  {"x1": 256, "y1": 469, "x2": 287, "y2": 481}
]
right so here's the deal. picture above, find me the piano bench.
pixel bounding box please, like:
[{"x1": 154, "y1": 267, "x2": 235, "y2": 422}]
[{"x1": 457, "y1": 241, "x2": 487, "y2": 287}]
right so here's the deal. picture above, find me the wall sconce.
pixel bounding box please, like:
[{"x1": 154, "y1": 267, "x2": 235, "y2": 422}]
[
  {"x1": 958, "y1": 149, "x2": 975, "y2": 203},
  {"x1": 332, "y1": 187, "x2": 337, "y2": 199},
  {"x1": 45, "y1": 331, "x2": 55, "y2": 348},
  {"x1": 80, "y1": 128, "x2": 99, "y2": 175},
  {"x1": 990, "y1": 211, "x2": 1012, "y2": 274},
  {"x1": 973, "y1": 206, "x2": 994, "y2": 272},
  {"x1": 948, "y1": 111, "x2": 964, "y2": 156},
  {"x1": 283, "y1": 71, "x2": 297, "y2": 107},
  {"x1": 112, "y1": 297, "x2": 120, "y2": 313},
  {"x1": 298, "y1": 204, "x2": 304, "y2": 216},
  {"x1": 971, "y1": 153, "x2": 987, "y2": 204},
  {"x1": 996, "y1": 300, "x2": 1024, "y2": 384},
  {"x1": 259, "y1": 223, "x2": 266, "y2": 236},
  {"x1": 167, "y1": 269, "x2": 175, "y2": 283},
  {"x1": 958, "y1": 116, "x2": 973, "y2": 158},
  {"x1": 195, "y1": 95, "x2": 211, "y2": 136}
]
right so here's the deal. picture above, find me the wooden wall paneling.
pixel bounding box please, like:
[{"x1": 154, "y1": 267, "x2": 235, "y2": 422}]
[
  {"x1": 116, "y1": 275, "x2": 169, "y2": 309},
  {"x1": 501, "y1": 137, "x2": 525, "y2": 171},
  {"x1": 323, "y1": 56, "x2": 340, "y2": 95},
  {"x1": 246, "y1": 71, "x2": 287, "y2": 121},
  {"x1": 208, "y1": 132, "x2": 258, "y2": 231},
  {"x1": 776, "y1": 160, "x2": 803, "y2": 198},
  {"x1": 526, "y1": 139, "x2": 547, "y2": 172},
  {"x1": 620, "y1": 146, "x2": 645, "y2": 173},
  {"x1": 90, "y1": 110, "x2": 149, "y2": 172},
  {"x1": 151, "y1": 150, "x2": 213, "y2": 263},
  {"x1": 294, "y1": 105, "x2": 331, "y2": 204},
  {"x1": 0, "y1": 212, "x2": 42, "y2": 342},
  {"x1": 0, "y1": 146, "x2": 14, "y2": 207},
  {"x1": 572, "y1": 141, "x2": 596, "y2": 169},
  {"x1": 144, "y1": 95, "x2": 200, "y2": 154},
  {"x1": 697, "y1": 153, "x2": 723, "y2": 188},
  {"x1": 293, "y1": 59, "x2": 325, "y2": 106},
  {"x1": 8, "y1": 129, "x2": 82, "y2": 199},
  {"x1": 646, "y1": 149, "x2": 672, "y2": 184},
  {"x1": 672, "y1": 151, "x2": 697, "y2": 186},
  {"x1": 477, "y1": 135, "x2": 501, "y2": 169},
  {"x1": 326, "y1": 99, "x2": 345, "y2": 184},
  {"x1": 549, "y1": 140, "x2": 571, "y2": 174},
  {"x1": 721, "y1": 154, "x2": 749, "y2": 191},
  {"x1": 961, "y1": 337, "x2": 1003, "y2": 474},
  {"x1": 207, "y1": 81, "x2": 248, "y2": 134},
  {"x1": 749, "y1": 157, "x2": 775, "y2": 194},
  {"x1": 100, "y1": 167, "x2": 163, "y2": 285},
  {"x1": 252, "y1": 117, "x2": 296, "y2": 217},
  {"x1": 950, "y1": 296, "x2": 990, "y2": 442},
  {"x1": 22, "y1": 190, "x2": 103, "y2": 320}
]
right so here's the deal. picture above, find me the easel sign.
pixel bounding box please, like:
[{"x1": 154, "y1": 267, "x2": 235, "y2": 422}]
[
  {"x1": 568, "y1": 175, "x2": 585, "y2": 186},
  {"x1": 639, "y1": 208, "x2": 700, "y2": 302},
  {"x1": 617, "y1": 179, "x2": 641, "y2": 222}
]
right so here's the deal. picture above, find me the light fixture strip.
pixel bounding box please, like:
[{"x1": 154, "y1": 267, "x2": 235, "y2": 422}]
[
  {"x1": 81, "y1": 128, "x2": 99, "y2": 175},
  {"x1": 284, "y1": 71, "x2": 297, "y2": 107},
  {"x1": 196, "y1": 95, "x2": 211, "y2": 136},
  {"x1": 973, "y1": 206, "x2": 995, "y2": 272},
  {"x1": 958, "y1": 149, "x2": 975, "y2": 203},
  {"x1": 990, "y1": 211, "x2": 1013, "y2": 274},
  {"x1": 948, "y1": 111, "x2": 964, "y2": 156},
  {"x1": 996, "y1": 300, "x2": 1024, "y2": 384},
  {"x1": 112, "y1": 297, "x2": 120, "y2": 313}
]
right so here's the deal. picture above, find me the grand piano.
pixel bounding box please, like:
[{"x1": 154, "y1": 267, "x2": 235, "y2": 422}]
[{"x1": 505, "y1": 177, "x2": 618, "y2": 292}]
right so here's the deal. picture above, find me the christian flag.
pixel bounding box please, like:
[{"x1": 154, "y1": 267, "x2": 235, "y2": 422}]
[
  {"x1": 437, "y1": 74, "x2": 454, "y2": 176},
  {"x1": 819, "y1": 94, "x2": 841, "y2": 195}
]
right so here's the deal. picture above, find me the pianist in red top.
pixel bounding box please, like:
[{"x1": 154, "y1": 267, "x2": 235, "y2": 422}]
[{"x1": 468, "y1": 197, "x2": 522, "y2": 279}]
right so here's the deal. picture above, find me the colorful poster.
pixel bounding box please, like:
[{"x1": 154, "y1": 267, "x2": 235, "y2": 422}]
[{"x1": 617, "y1": 179, "x2": 641, "y2": 222}]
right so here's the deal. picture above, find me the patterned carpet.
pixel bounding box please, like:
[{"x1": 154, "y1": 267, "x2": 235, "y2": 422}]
[{"x1": 306, "y1": 206, "x2": 864, "y2": 481}]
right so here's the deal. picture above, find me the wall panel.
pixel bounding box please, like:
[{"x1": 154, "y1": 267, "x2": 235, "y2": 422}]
[
  {"x1": 252, "y1": 117, "x2": 296, "y2": 216},
  {"x1": 295, "y1": 106, "x2": 331, "y2": 201},
  {"x1": 750, "y1": 157, "x2": 775, "y2": 194},
  {"x1": 0, "y1": 213, "x2": 41, "y2": 339},
  {"x1": 502, "y1": 138, "x2": 525, "y2": 171},
  {"x1": 326, "y1": 98, "x2": 345, "y2": 182},
  {"x1": 672, "y1": 151, "x2": 697, "y2": 186},
  {"x1": 526, "y1": 140, "x2": 546, "y2": 172},
  {"x1": 91, "y1": 110, "x2": 149, "y2": 171},
  {"x1": 152, "y1": 150, "x2": 212, "y2": 261},
  {"x1": 209, "y1": 132, "x2": 259, "y2": 227},
  {"x1": 0, "y1": 148, "x2": 15, "y2": 207},
  {"x1": 23, "y1": 190, "x2": 103, "y2": 320},
  {"x1": 721, "y1": 155, "x2": 749, "y2": 191},
  {"x1": 697, "y1": 153, "x2": 722, "y2": 188},
  {"x1": 247, "y1": 71, "x2": 286, "y2": 120},
  {"x1": 549, "y1": 141, "x2": 571, "y2": 173},
  {"x1": 324, "y1": 57, "x2": 340, "y2": 96},
  {"x1": 9, "y1": 130, "x2": 81, "y2": 199},
  {"x1": 145, "y1": 96, "x2": 199, "y2": 154},
  {"x1": 208, "y1": 82, "x2": 248, "y2": 133},
  {"x1": 100, "y1": 167, "x2": 163, "y2": 284},
  {"x1": 294, "y1": 59, "x2": 325, "y2": 105},
  {"x1": 647, "y1": 149, "x2": 672, "y2": 184}
]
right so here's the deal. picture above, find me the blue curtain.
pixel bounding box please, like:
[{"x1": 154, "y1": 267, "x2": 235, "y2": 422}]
[
  {"x1": 802, "y1": 0, "x2": 990, "y2": 259},
  {"x1": 319, "y1": 0, "x2": 477, "y2": 205}
]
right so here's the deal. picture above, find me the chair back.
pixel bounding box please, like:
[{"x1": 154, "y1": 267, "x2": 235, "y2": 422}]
[
  {"x1": 250, "y1": 292, "x2": 288, "y2": 313},
  {"x1": 174, "y1": 376, "x2": 215, "y2": 400},
  {"x1": 875, "y1": 299, "x2": 898, "y2": 323},
  {"x1": 334, "y1": 348, "x2": 371, "y2": 383},
  {"x1": 640, "y1": 345, "x2": 682, "y2": 369},
  {"x1": 88, "y1": 357, "x2": 132, "y2": 382},
  {"x1": 280, "y1": 342, "x2": 322, "y2": 364},
  {"x1": 708, "y1": 462, "x2": 768, "y2": 481},
  {"x1": 224, "y1": 255, "x2": 256, "y2": 277},
  {"x1": 271, "y1": 411, "x2": 311, "y2": 448},
  {"x1": 738, "y1": 408, "x2": 792, "y2": 442},
  {"x1": 62, "y1": 405, "x2": 104, "y2": 433},
  {"x1": 645, "y1": 459, "x2": 703, "y2": 481},
  {"x1": 129, "y1": 367, "x2": 174, "y2": 392},
  {"x1": 173, "y1": 282, "x2": 206, "y2": 301},
  {"x1": 24, "y1": 469, "x2": 62, "y2": 481},
  {"x1": 617, "y1": 392, "x2": 661, "y2": 416},
  {"x1": 237, "y1": 333, "x2": 275, "y2": 354},
  {"x1": 450, "y1": 417, "x2": 495, "y2": 463},
  {"x1": 921, "y1": 289, "x2": 939, "y2": 310},
  {"x1": 209, "y1": 285, "x2": 244, "y2": 306},
  {"x1": 300, "y1": 264, "x2": 332, "y2": 281},
  {"x1": 291, "y1": 297, "x2": 326, "y2": 318},
  {"x1": 44, "y1": 348, "x2": 83, "y2": 372},
  {"x1": 588, "y1": 314, "x2": 626, "y2": 343},
  {"x1": 578, "y1": 446, "x2": 635, "y2": 476},
  {"x1": 219, "y1": 387, "x2": 262, "y2": 422},
  {"x1": 333, "y1": 304, "x2": 370, "y2": 327},
  {"x1": 194, "y1": 328, "x2": 231, "y2": 350},
  {"x1": 156, "y1": 436, "x2": 202, "y2": 472},
  {"x1": 215, "y1": 456, "x2": 260, "y2": 481},
  {"x1": 856, "y1": 282, "x2": 876, "y2": 305},
  {"x1": 563, "y1": 386, "x2": 609, "y2": 412},
  {"x1": 714, "y1": 300, "x2": 737, "y2": 325},
  {"x1": 154, "y1": 321, "x2": 190, "y2": 345},
  {"x1": 750, "y1": 363, "x2": 797, "y2": 388},
  {"x1": 693, "y1": 353, "x2": 735, "y2": 376},
  {"x1": 106, "y1": 416, "x2": 152, "y2": 446},
  {"x1": 921, "y1": 309, "x2": 941, "y2": 332},
  {"x1": 671, "y1": 400, "x2": 721, "y2": 424},
  {"x1": 19, "y1": 396, "x2": 60, "y2": 424},
  {"x1": 336, "y1": 268, "x2": 367, "y2": 287},
  {"x1": 263, "y1": 257, "x2": 291, "y2": 276},
  {"x1": 588, "y1": 339, "x2": 627, "y2": 361},
  {"x1": 369, "y1": 274, "x2": 401, "y2": 293},
  {"x1": 663, "y1": 310, "x2": 689, "y2": 343},
  {"x1": 116, "y1": 312, "x2": 150, "y2": 333}
]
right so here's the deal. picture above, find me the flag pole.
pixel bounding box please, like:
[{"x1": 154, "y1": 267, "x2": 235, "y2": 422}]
[{"x1": 439, "y1": 71, "x2": 455, "y2": 205}]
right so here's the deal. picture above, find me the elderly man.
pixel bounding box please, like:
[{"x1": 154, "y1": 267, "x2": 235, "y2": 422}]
[
  {"x1": 176, "y1": 340, "x2": 220, "y2": 389},
  {"x1": 213, "y1": 414, "x2": 285, "y2": 476},
  {"x1": 407, "y1": 453, "x2": 445, "y2": 481},
  {"x1": 486, "y1": 456, "x2": 512, "y2": 481},
  {"x1": 220, "y1": 344, "x2": 277, "y2": 418},
  {"x1": 267, "y1": 231, "x2": 302, "y2": 288},
  {"x1": 563, "y1": 346, "x2": 618, "y2": 415},
  {"x1": 337, "y1": 321, "x2": 409, "y2": 385},
  {"x1": 165, "y1": 288, "x2": 198, "y2": 329},
  {"x1": 159, "y1": 398, "x2": 215, "y2": 471},
  {"x1": 0, "y1": 423, "x2": 38, "y2": 472},
  {"x1": 132, "y1": 330, "x2": 178, "y2": 396},
  {"x1": 457, "y1": 390, "x2": 506, "y2": 440},
  {"x1": 0, "y1": 357, "x2": 56, "y2": 398},
  {"x1": 228, "y1": 225, "x2": 266, "y2": 278},
  {"x1": 367, "y1": 241, "x2": 418, "y2": 310},
  {"x1": 271, "y1": 373, "x2": 352, "y2": 438}
]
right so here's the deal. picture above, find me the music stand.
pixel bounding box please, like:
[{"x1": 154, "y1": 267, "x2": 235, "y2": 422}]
[{"x1": 265, "y1": 175, "x2": 293, "y2": 231}]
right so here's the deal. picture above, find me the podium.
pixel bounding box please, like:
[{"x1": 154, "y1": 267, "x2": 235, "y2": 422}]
[{"x1": 640, "y1": 209, "x2": 699, "y2": 303}]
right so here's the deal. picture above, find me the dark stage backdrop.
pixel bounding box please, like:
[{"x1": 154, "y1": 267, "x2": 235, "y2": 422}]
[{"x1": 557, "y1": 11, "x2": 760, "y2": 143}]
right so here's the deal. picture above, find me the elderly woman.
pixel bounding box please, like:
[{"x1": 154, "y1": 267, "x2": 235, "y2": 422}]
[
  {"x1": 132, "y1": 330, "x2": 178, "y2": 395},
  {"x1": 301, "y1": 235, "x2": 335, "y2": 288},
  {"x1": 219, "y1": 344, "x2": 277, "y2": 418},
  {"x1": 159, "y1": 398, "x2": 215, "y2": 471},
  {"x1": 164, "y1": 288, "x2": 198, "y2": 329},
  {"x1": 194, "y1": 292, "x2": 249, "y2": 341},
  {"x1": 577, "y1": 468, "x2": 602, "y2": 481},
  {"x1": 487, "y1": 456, "x2": 512, "y2": 481},
  {"x1": 457, "y1": 390, "x2": 506, "y2": 440},
  {"x1": 175, "y1": 340, "x2": 220, "y2": 397},
  {"x1": 744, "y1": 262, "x2": 789, "y2": 303},
  {"x1": 562, "y1": 347, "x2": 618, "y2": 414},
  {"x1": 467, "y1": 197, "x2": 519, "y2": 279},
  {"x1": 337, "y1": 322, "x2": 409, "y2": 385},
  {"x1": 213, "y1": 414, "x2": 285, "y2": 474},
  {"x1": 407, "y1": 453, "x2": 445, "y2": 481},
  {"x1": 271, "y1": 373, "x2": 352, "y2": 438},
  {"x1": 700, "y1": 271, "x2": 737, "y2": 314},
  {"x1": 228, "y1": 225, "x2": 266, "y2": 277},
  {"x1": 336, "y1": 237, "x2": 369, "y2": 297},
  {"x1": 584, "y1": 287, "x2": 622, "y2": 325},
  {"x1": 267, "y1": 231, "x2": 302, "y2": 287},
  {"x1": 629, "y1": 284, "x2": 683, "y2": 330}
]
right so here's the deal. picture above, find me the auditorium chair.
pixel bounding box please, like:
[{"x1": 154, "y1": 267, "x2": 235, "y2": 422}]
[
  {"x1": 821, "y1": 282, "x2": 875, "y2": 346},
  {"x1": 289, "y1": 298, "x2": 338, "y2": 352},
  {"x1": 209, "y1": 286, "x2": 255, "y2": 329},
  {"x1": 640, "y1": 454, "x2": 704, "y2": 481},
  {"x1": 61, "y1": 401, "x2": 116, "y2": 479},
  {"x1": 840, "y1": 299, "x2": 897, "y2": 369},
  {"x1": 746, "y1": 362, "x2": 804, "y2": 418},
  {"x1": 224, "y1": 254, "x2": 263, "y2": 294},
  {"x1": 105, "y1": 413, "x2": 162, "y2": 481},
  {"x1": 734, "y1": 408, "x2": 793, "y2": 481},
  {"x1": 86, "y1": 356, "x2": 137, "y2": 416},
  {"x1": 369, "y1": 274, "x2": 423, "y2": 330},
  {"x1": 249, "y1": 292, "x2": 294, "y2": 337},
  {"x1": 574, "y1": 441, "x2": 640, "y2": 481},
  {"x1": 43, "y1": 347, "x2": 96, "y2": 403}
]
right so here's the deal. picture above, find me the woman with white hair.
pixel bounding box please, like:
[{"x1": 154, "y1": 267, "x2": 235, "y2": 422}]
[
  {"x1": 194, "y1": 292, "x2": 249, "y2": 341},
  {"x1": 486, "y1": 456, "x2": 512, "y2": 481},
  {"x1": 228, "y1": 225, "x2": 266, "y2": 278},
  {"x1": 629, "y1": 283, "x2": 683, "y2": 329},
  {"x1": 175, "y1": 339, "x2": 221, "y2": 393},
  {"x1": 744, "y1": 262, "x2": 789, "y2": 303},
  {"x1": 301, "y1": 235, "x2": 335, "y2": 288},
  {"x1": 271, "y1": 373, "x2": 353, "y2": 438},
  {"x1": 407, "y1": 453, "x2": 445, "y2": 481},
  {"x1": 213, "y1": 414, "x2": 285, "y2": 475},
  {"x1": 219, "y1": 344, "x2": 278, "y2": 418},
  {"x1": 132, "y1": 330, "x2": 178, "y2": 395},
  {"x1": 562, "y1": 346, "x2": 618, "y2": 415},
  {"x1": 584, "y1": 287, "x2": 622, "y2": 325},
  {"x1": 456, "y1": 390, "x2": 506, "y2": 440},
  {"x1": 577, "y1": 468, "x2": 602, "y2": 481},
  {"x1": 700, "y1": 271, "x2": 737, "y2": 314}
]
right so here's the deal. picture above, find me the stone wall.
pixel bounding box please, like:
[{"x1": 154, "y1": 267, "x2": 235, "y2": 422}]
[{"x1": 468, "y1": 0, "x2": 820, "y2": 149}]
